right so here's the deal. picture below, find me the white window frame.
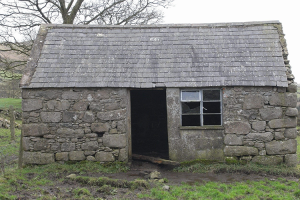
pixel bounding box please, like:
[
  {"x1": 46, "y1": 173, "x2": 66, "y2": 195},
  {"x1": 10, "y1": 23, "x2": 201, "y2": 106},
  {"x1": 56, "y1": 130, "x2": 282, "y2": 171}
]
[{"x1": 181, "y1": 89, "x2": 222, "y2": 126}]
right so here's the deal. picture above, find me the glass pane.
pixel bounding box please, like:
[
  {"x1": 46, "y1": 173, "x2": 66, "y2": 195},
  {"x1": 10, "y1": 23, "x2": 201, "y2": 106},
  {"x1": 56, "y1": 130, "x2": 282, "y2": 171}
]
[
  {"x1": 203, "y1": 90, "x2": 220, "y2": 101},
  {"x1": 203, "y1": 102, "x2": 221, "y2": 113},
  {"x1": 203, "y1": 114, "x2": 221, "y2": 125},
  {"x1": 182, "y1": 91, "x2": 200, "y2": 101},
  {"x1": 182, "y1": 115, "x2": 201, "y2": 126},
  {"x1": 182, "y1": 102, "x2": 200, "y2": 114}
]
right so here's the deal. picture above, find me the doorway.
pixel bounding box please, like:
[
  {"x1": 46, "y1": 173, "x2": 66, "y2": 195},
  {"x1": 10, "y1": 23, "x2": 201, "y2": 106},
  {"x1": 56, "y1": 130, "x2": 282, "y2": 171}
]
[{"x1": 130, "y1": 89, "x2": 169, "y2": 159}]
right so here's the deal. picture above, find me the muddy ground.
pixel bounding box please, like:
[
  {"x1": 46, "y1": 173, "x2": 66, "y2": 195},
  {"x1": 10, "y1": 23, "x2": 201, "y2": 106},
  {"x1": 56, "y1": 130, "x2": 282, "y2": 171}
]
[{"x1": 7, "y1": 160, "x2": 299, "y2": 200}]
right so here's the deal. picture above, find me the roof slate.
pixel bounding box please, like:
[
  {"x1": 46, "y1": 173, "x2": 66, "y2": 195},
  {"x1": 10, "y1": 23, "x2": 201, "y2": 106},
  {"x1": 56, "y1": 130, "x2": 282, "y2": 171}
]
[{"x1": 21, "y1": 21, "x2": 288, "y2": 88}]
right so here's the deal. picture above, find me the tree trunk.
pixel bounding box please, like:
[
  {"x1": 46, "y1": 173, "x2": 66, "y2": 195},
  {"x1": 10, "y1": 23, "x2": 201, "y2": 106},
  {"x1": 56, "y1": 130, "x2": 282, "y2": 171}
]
[{"x1": 9, "y1": 105, "x2": 15, "y2": 141}]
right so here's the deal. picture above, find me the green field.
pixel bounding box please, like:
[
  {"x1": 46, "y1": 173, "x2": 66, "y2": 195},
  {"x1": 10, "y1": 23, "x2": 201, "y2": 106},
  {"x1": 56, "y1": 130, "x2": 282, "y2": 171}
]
[{"x1": 0, "y1": 98, "x2": 22, "y2": 112}]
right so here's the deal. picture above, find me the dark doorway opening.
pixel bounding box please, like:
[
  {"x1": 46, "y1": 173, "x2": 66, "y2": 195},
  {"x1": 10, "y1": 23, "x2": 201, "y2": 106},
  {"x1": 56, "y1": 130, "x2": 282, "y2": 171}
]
[{"x1": 131, "y1": 89, "x2": 169, "y2": 159}]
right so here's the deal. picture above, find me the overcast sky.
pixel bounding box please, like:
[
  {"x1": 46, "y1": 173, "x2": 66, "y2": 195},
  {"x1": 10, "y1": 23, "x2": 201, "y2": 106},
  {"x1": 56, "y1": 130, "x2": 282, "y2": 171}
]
[{"x1": 162, "y1": 0, "x2": 299, "y2": 83}]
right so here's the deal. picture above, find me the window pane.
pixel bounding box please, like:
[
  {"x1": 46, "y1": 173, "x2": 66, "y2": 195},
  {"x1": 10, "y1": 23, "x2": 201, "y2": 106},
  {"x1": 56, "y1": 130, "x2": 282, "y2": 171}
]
[
  {"x1": 203, "y1": 114, "x2": 221, "y2": 125},
  {"x1": 182, "y1": 91, "x2": 200, "y2": 101},
  {"x1": 182, "y1": 102, "x2": 200, "y2": 114},
  {"x1": 203, "y1": 90, "x2": 220, "y2": 101},
  {"x1": 182, "y1": 115, "x2": 201, "y2": 126},
  {"x1": 203, "y1": 102, "x2": 221, "y2": 113}
]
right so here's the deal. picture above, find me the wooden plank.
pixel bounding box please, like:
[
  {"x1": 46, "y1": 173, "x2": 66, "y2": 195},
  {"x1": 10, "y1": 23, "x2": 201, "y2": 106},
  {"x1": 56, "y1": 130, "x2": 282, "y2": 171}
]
[{"x1": 132, "y1": 154, "x2": 180, "y2": 166}]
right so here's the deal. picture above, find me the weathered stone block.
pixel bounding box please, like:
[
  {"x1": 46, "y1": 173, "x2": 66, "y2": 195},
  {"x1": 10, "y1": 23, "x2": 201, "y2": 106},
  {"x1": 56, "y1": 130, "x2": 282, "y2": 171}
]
[
  {"x1": 61, "y1": 143, "x2": 75, "y2": 152},
  {"x1": 274, "y1": 132, "x2": 285, "y2": 140},
  {"x1": 89, "y1": 102, "x2": 102, "y2": 111},
  {"x1": 266, "y1": 140, "x2": 297, "y2": 155},
  {"x1": 85, "y1": 133, "x2": 97, "y2": 138},
  {"x1": 91, "y1": 123, "x2": 109, "y2": 133},
  {"x1": 86, "y1": 156, "x2": 96, "y2": 161},
  {"x1": 246, "y1": 132, "x2": 273, "y2": 142},
  {"x1": 57, "y1": 128, "x2": 84, "y2": 138},
  {"x1": 95, "y1": 151, "x2": 115, "y2": 162},
  {"x1": 55, "y1": 152, "x2": 69, "y2": 161},
  {"x1": 47, "y1": 100, "x2": 70, "y2": 111},
  {"x1": 33, "y1": 139, "x2": 48, "y2": 151},
  {"x1": 81, "y1": 141, "x2": 99, "y2": 151},
  {"x1": 23, "y1": 124, "x2": 49, "y2": 137},
  {"x1": 73, "y1": 101, "x2": 88, "y2": 111},
  {"x1": 243, "y1": 94, "x2": 263, "y2": 109},
  {"x1": 69, "y1": 151, "x2": 85, "y2": 161},
  {"x1": 97, "y1": 109, "x2": 126, "y2": 121},
  {"x1": 252, "y1": 121, "x2": 266, "y2": 131},
  {"x1": 259, "y1": 107, "x2": 282, "y2": 121},
  {"x1": 118, "y1": 148, "x2": 127, "y2": 161},
  {"x1": 23, "y1": 152, "x2": 55, "y2": 165},
  {"x1": 82, "y1": 111, "x2": 94, "y2": 122},
  {"x1": 269, "y1": 93, "x2": 297, "y2": 108},
  {"x1": 284, "y1": 128, "x2": 297, "y2": 139},
  {"x1": 285, "y1": 154, "x2": 298, "y2": 167},
  {"x1": 268, "y1": 117, "x2": 297, "y2": 128},
  {"x1": 22, "y1": 137, "x2": 31, "y2": 151},
  {"x1": 224, "y1": 134, "x2": 243, "y2": 145},
  {"x1": 41, "y1": 112, "x2": 62, "y2": 123},
  {"x1": 62, "y1": 91, "x2": 79, "y2": 100},
  {"x1": 104, "y1": 103, "x2": 120, "y2": 111},
  {"x1": 23, "y1": 99, "x2": 43, "y2": 111},
  {"x1": 251, "y1": 156, "x2": 283, "y2": 165},
  {"x1": 287, "y1": 83, "x2": 297, "y2": 93},
  {"x1": 51, "y1": 143, "x2": 60, "y2": 151},
  {"x1": 103, "y1": 134, "x2": 126, "y2": 148},
  {"x1": 224, "y1": 146, "x2": 258, "y2": 157},
  {"x1": 224, "y1": 121, "x2": 251, "y2": 135},
  {"x1": 62, "y1": 111, "x2": 81, "y2": 122},
  {"x1": 285, "y1": 108, "x2": 298, "y2": 116}
]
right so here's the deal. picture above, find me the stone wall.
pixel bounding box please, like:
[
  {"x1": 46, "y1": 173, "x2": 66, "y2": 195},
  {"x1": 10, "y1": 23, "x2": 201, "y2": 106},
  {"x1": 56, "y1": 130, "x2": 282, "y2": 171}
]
[
  {"x1": 223, "y1": 86, "x2": 298, "y2": 166},
  {"x1": 22, "y1": 88, "x2": 129, "y2": 165}
]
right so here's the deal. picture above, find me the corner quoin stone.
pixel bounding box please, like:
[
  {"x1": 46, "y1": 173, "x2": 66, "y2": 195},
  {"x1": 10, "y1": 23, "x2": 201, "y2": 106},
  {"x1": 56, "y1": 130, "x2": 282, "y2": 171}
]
[
  {"x1": 22, "y1": 99, "x2": 43, "y2": 111},
  {"x1": 22, "y1": 124, "x2": 49, "y2": 137},
  {"x1": 268, "y1": 117, "x2": 297, "y2": 128},
  {"x1": 23, "y1": 152, "x2": 55, "y2": 165},
  {"x1": 224, "y1": 121, "x2": 251, "y2": 135},
  {"x1": 266, "y1": 140, "x2": 297, "y2": 155},
  {"x1": 269, "y1": 93, "x2": 297, "y2": 107},
  {"x1": 285, "y1": 154, "x2": 298, "y2": 167}
]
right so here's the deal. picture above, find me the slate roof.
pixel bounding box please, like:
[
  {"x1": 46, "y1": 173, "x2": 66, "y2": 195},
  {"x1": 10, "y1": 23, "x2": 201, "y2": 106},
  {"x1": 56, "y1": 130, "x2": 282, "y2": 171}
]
[{"x1": 20, "y1": 21, "x2": 288, "y2": 88}]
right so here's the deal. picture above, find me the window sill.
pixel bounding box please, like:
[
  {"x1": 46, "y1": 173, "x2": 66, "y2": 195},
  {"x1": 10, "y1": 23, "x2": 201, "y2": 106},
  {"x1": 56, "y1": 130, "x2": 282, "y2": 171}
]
[{"x1": 180, "y1": 126, "x2": 224, "y2": 130}]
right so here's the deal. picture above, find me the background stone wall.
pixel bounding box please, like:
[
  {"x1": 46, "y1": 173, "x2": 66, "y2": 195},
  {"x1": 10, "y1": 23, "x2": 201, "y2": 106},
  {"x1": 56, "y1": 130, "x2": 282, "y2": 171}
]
[
  {"x1": 223, "y1": 86, "x2": 298, "y2": 166},
  {"x1": 22, "y1": 88, "x2": 129, "y2": 164}
]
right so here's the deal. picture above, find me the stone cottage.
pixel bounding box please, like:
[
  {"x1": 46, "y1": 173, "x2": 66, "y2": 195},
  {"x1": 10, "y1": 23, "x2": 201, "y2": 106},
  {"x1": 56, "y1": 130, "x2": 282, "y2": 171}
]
[{"x1": 20, "y1": 21, "x2": 298, "y2": 166}]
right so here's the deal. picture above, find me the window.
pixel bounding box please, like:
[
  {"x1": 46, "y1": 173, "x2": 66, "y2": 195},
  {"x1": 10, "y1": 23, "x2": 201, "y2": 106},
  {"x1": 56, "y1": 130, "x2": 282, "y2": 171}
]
[{"x1": 181, "y1": 89, "x2": 222, "y2": 126}]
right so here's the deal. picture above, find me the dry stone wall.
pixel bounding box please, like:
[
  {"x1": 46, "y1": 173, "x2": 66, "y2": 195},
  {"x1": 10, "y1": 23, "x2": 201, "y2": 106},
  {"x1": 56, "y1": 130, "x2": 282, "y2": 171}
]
[
  {"x1": 22, "y1": 88, "x2": 129, "y2": 165},
  {"x1": 223, "y1": 86, "x2": 298, "y2": 166}
]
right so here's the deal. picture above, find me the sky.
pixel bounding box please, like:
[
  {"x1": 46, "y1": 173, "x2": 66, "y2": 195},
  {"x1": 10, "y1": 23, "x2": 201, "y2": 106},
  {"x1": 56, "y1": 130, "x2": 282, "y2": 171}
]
[{"x1": 162, "y1": 0, "x2": 299, "y2": 83}]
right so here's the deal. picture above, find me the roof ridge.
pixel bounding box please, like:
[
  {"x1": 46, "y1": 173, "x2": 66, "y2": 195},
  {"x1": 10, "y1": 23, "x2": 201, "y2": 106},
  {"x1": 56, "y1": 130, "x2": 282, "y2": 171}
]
[{"x1": 43, "y1": 21, "x2": 281, "y2": 29}]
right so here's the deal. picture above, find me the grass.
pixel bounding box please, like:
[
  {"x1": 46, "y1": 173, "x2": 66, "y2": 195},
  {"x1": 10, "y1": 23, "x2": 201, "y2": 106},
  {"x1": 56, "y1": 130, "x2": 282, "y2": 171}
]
[
  {"x1": 0, "y1": 98, "x2": 22, "y2": 112},
  {"x1": 137, "y1": 178, "x2": 300, "y2": 200}
]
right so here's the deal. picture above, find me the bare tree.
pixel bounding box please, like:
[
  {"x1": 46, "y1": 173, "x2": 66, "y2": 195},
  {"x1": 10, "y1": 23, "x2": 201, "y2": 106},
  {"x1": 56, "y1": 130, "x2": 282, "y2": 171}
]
[{"x1": 0, "y1": 0, "x2": 173, "y2": 77}]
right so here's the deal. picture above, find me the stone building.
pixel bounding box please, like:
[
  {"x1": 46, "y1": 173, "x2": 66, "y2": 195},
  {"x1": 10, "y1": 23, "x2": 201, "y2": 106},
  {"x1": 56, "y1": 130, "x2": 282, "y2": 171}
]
[{"x1": 20, "y1": 21, "x2": 298, "y2": 166}]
